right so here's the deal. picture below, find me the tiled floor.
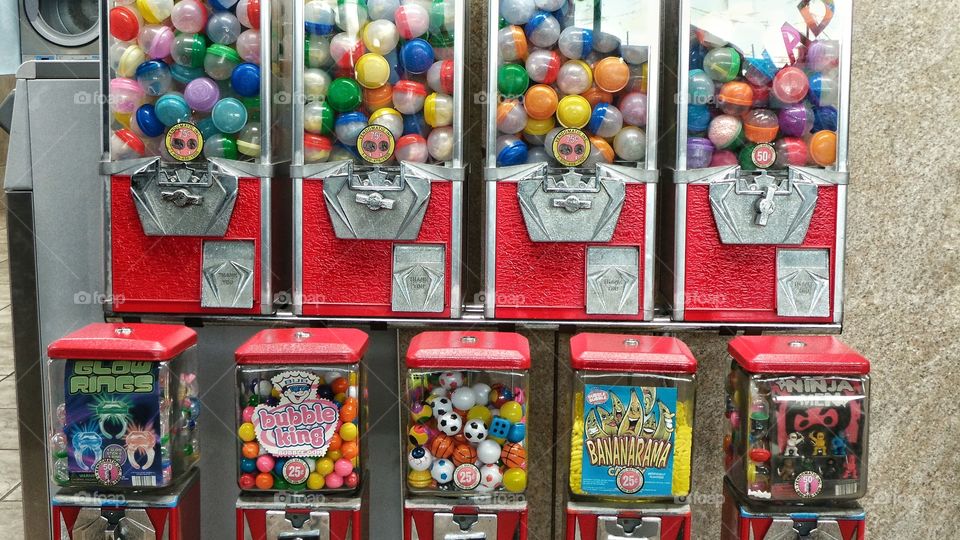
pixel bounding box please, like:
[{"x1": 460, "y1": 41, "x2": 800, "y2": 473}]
[{"x1": 0, "y1": 201, "x2": 24, "y2": 540}]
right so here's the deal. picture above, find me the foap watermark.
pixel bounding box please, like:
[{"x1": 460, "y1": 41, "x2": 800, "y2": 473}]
[
  {"x1": 74, "y1": 291, "x2": 124, "y2": 306},
  {"x1": 674, "y1": 488, "x2": 724, "y2": 507},
  {"x1": 69, "y1": 491, "x2": 128, "y2": 505},
  {"x1": 472, "y1": 292, "x2": 526, "y2": 306},
  {"x1": 274, "y1": 491, "x2": 327, "y2": 505}
]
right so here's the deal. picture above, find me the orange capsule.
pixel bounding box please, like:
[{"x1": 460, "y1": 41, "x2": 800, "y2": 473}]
[
  {"x1": 581, "y1": 86, "x2": 613, "y2": 108},
  {"x1": 743, "y1": 109, "x2": 780, "y2": 144},
  {"x1": 593, "y1": 56, "x2": 630, "y2": 93},
  {"x1": 717, "y1": 81, "x2": 754, "y2": 116},
  {"x1": 242, "y1": 442, "x2": 260, "y2": 459},
  {"x1": 523, "y1": 84, "x2": 558, "y2": 120},
  {"x1": 590, "y1": 136, "x2": 615, "y2": 163},
  {"x1": 808, "y1": 130, "x2": 838, "y2": 166},
  {"x1": 363, "y1": 83, "x2": 394, "y2": 111}
]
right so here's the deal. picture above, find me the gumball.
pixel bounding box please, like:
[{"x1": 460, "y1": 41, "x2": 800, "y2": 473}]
[
  {"x1": 335, "y1": 112, "x2": 368, "y2": 144},
  {"x1": 499, "y1": 401, "x2": 523, "y2": 424},
  {"x1": 496, "y1": 135, "x2": 527, "y2": 166},
  {"x1": 500, "y1": 0, "x2": 536, "y2": 25},
  {"x1": 687, "y1": 137, "x2": 715, "y2": 169},
  {"x1": 240, "y1": 456, "x2": 257, "y2": 474},
  {"x1": 305, "y1": 0, "x2": 337, "y2": 35},
  {"x1": 212, "y1": 97, "x2": 248, "y2": 133},
  {"x1": 526, "y1": 11, "x2": 561, "y2": 48},
  {"x1": 426, "y1": 60, "x2": 454, "y2": 94},
  {"x1": 687, "y1": 104, "x2": 711, "y2": 134},
  {"x1": 396, "y1": 134, "x2": 429, "y2": 162},
  {"x1": 717, "y1": 81, "x2": 753, "y2": 116},
  {"x1": 399, "y1": 39, "x2": 435, "y2": 74},
  {"x1": 306, "y1": 472, "x2": 324, "y2": 490},
  {"x1": 523, "y1": 84, "x2": 558, "y2": 122},
  {"x1": 237, "y1": 422, "x2": 256, "y2": 442},
  {"x1": 393, "y1": 80, "x2": 427, "y2": 114},
  {"x1": 239, "y1": 473, "x2": 256, "y2": 489},
  {"x1": 408, "y1": 445, "x2": 433, "y2": 471},
  {"x1": 558, "y1": 26, "x2": 593, "y2": 60},
  {"x1": 255, "y1": 454, "x2": 275, "y2": 473},
  {"x1": 424, "y1": 93, "x2": 453, "y2": 127},
  {"x1": 231, "y1": 63, "x2": 260, "y2": 97},
  {"x1": 135, "y1": 60, "x2": 172, "y2": 97},
  {"x1": 237, "y1": 0, "x2": 260, "y2": 29},
  {"x1": 155, "y1": 93, "x2": 191, "y2": 126},
  {"x1": 703, "y1": 47, "x2": 740, "y2": 82},
  {"x1": 340, "y1": 422, "x2": 359, "y2": 442},
  {"x1": 557, "y1": 95, "x2": 591, "y2": 129},
  {"x1": 593, "y1": 57, "x2": 630, "y2": 93},
  {"x1": 204, "y1": 133, "x2": 238, "y2": 159},
  {"x1": 363, "y1": 20, "x2": 400, "y2": 55},
  {"x1": 324, "y1": 472, "x2": 345, "y2": 489},
  {"x1": 304, "y1": 134, "x2": 333, "y2": 162},
  {"x1": 613, "y1": 126, "x2": 646, "y2": 162},
  {"x1": 502, "y1": 468, "x2": 527, "y2": 493},
  {"x1": 138, "y1": 25, "x2": 174, "y2": 60},
  {"x1": 110, "y1": 6, "x2": 142, "y2": 42},
  {"x1": 355, "y1": 53, "x2": 391, "y2": 89},
  {"x1": 525, "y1": 49, "x2": 561, "y2": 85},
  {"x1": 207, "y1": 11, "x2": 242, "y2": 45},
  {"x1": 364, "y1": 82, "x2": 394, "y2": 110},
  {"x1": 778, "y1": 103, "x2": 814, "y2": 138},
  {"x1": 556, "y1": 60, "x2": 591, "y2": 96},
  {"x1": 809, "y1": 130, "x2": 838, "y2": 167},
  {"x1": 437, "y1": 412, "x2": 464, "y2": 436},
  {"x1": 688, "y1": 69, "x2": 714, "y2": 105},
  {"x1": 328, "y1": 77, "x2": 362, "y2": 111},
  {"x1": 773, "y1": 137, "x2": 808, "y2": 168},
  {"x1": 370, "y1": 107, "x2": 403, "y2": 137},
  {"x1": 743, "y1": 109, "x2": 779, "y2": 143},
  {"x1": 427, "y1": 126, "x2": 454, "y2": 161},
  {"x1": 813, "y1": 105, "x2": 838, "y2": 133},
  {"x1": 772, "y1": 66, "x2": 809, "y2": 104},
  {"x1": 497, "y1": 26, "x2": 528, "y2": 63},
  {"x1": 304, "y1": 69, "x2": 332, "y2": 100},
  {"x1": 497, "y1": 99, "x2": 527, "y2": 134},
  {"x1": 710, "y1": 150, "x2": 738, "y2": 167},
  {"x1": 395, "y1": 3, "x2": 430, "y2": 39},
  {"x1": 431, "y1": 458, "x2": 455, "y2": 484},
  {"x1": 135, "y1": 104, "x2": 165, "y2": 138},
  {"x1": 241, "y1": 442, "x2": 260, "y2": 460},
  {"x1": 334, "y1": 458, "x2": 353, "y2": 477},
  {"x1": 137, "y1": 0, "x2": 173, "y2": 24},
  {"x1": 587, "y1": 103, "x2": 623, "y2": 139},
  {"x1": 807, "y1": 40, "x2": 841, "y2": 73},
  {"x1": 315, "y1": 457, "x2": 336, "y2": 476},
  {"x1": 452, "y1": 444, "x2": 478, "y2": 466},
  {"x1": 708, "y1": 115, "x2": 745, "y2": 150},
  {"x1": 110, "y1": 129, "x2": 146, "y2": 160}
]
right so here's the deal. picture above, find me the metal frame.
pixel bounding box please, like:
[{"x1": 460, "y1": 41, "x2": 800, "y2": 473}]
[{"x1": 671, "y1": 0, "x2": 854, "y2": 324}]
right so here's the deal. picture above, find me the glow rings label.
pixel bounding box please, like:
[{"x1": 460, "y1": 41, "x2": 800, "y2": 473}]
[
  {"x1": 357, "y1": 125, "x2": 395, "y2": 164},
  {"x1": 751, "y1": 143, "x2": 777, "y2": 169},
  {"x1": 553, "y1": 128, "x2": 590, "y2": 167},
  {"x1": 165, "y1": 123, "x2": 204, "y2": 162}
]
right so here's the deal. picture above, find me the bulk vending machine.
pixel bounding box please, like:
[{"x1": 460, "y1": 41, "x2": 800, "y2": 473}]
[
  {"x1": 484, "y1": 0, "x2": 662, "y2": 321},
  {"x1": 103, "y1": 0, "x2": 292, "y2": 315},
  {"x1": 292, "y1": 0, "x2": 465, "y2": 319},
  {"x1": 665, "y1": 0, "x2": 852, "y2": 323}
]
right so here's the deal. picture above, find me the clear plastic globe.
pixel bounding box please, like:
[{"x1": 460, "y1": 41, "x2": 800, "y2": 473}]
[
  {"x1": 526, "y1": 12, "x2": 560, "y2": 49},
  {"x1": 499, "y1": 0, "x2": 536, "y2": 25},
  {"x1": 496, "y1": 99, "x2": 528, "y2": 134},
  {"x1": 206, "y1": 12, "x2": 242, "y2": 45},
  {"x1": 237, "y1": 123, "x2": 261, "y2": 157},
  {"x1": 614, "y1": 126, "x2": 646, "y2": 161},
  {"x1": 557, "y1": 60, "x2": 592, "y2": 95},
  {"x1": 427, "y1": 126, "x2": 454, "y2": 162},
  {"x1": 236, "y1": 30, "x2": 261, "y2": 64},
  {"x1": 304, "y1": 68, "x2": 332, "y2": 100},
  {"x1": 335, "y1": 113, "x2": 368, "y2": 145}
]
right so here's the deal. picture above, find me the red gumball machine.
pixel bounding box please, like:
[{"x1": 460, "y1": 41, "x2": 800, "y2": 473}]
[
  {"x1": 292, "y1": 1, "x2": 466, "y2": 319},
  {"x1": 237, "y1": 497, "x2": 361, "y2": 540},
  {"x1": 403, "y1": 331, "x2": 530, "y2": 540},
  {"x1": 483, "y1": 1, "x2": 662, "y2": 321},
  {"x1": 664, "y1": 0, "x2": 853, "y2": 323},
  {"x1": 104, "y1": 0, "x2": 290, "y2": 315},
  {"x1": 566, "y1": 503, "x2": 691, "y2": 540}
]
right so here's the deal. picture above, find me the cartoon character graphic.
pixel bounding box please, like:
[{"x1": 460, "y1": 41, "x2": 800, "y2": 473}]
[
  {"x1": 596, "y1": 405, "x2": 620, "y2": 437},
  {"x1": 125, "y1": 422, "x2": 157, "y2": 470},
  {"x1": 809, "y1": 431, "x2": 828, "y2": 457},
  {"x1": 272, "y1": 371, "x2": 320, "y2": 405},
  {"x1": 584, "y1": 409, "x2": 603, "y2": 439},
  {"x1": 609, "y1": 393, "x2": 626, "y2": 427},
  {"x1": 783, "y1": 432, "x2": 803, "y2": 457},
  {"x1": 618, "y1": 389, "x2": 647, "y2": 436}
]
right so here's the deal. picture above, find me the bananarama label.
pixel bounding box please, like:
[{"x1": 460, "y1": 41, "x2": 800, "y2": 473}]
[{"x1": 580, "y1": 385, "x2": 677, "y2": 496}]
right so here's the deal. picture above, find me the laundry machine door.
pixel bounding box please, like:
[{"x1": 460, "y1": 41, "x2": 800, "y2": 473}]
[{"x1": 23, "y1": 0, "x2": 99, "y2": 49}]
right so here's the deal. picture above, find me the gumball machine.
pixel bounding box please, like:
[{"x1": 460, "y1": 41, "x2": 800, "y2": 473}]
[
  {"x1": 403, "y1": 331, "x2": 530, "y2": 540},
  {"x1": 234, "y1": 328, "x2": 367, "y2": 540},
  {"x1": 564, "y1": 334, "x2": 695, "y2": 539},
  {"x1": 724, "y1": 336, "x2": 869, "y2": 504},
  {"x1": 484, "y1": 0, "x2": 662, "y2": 321},
  {"x1": 292, "y1": 0, "x2": 466, "y2": 318},
  {"x1": 103, "y1": 0, "x2": 291, "y2": 314},
  {"x1": 664, "y1": 0, "x2": 853, "y2": 323},
  {"x1": 46, "y1": 323, "x2": 200, "y2": 491}
]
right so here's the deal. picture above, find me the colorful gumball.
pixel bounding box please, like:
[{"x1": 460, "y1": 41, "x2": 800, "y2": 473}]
[
  {"x1": 431, "y1": 458, "x2": 455, "y2": 484},
  {"x1": 172, "y1": 33, "x2": 208, "y2": 68},
  {"x1": 110, "y1": 129, "x2": 147, "y2": 160},
  {"x1": 137, "y1": 0, "x2": 173, "y2": 25},
  {"x1": 501, "y1": 442, "x2": 527, "y2": 469},
  {"x1": 813, "y1": 106, "x2": 838, "y2": 133},
  {"x1": 171, "y1": 0, "x2": 208, "y2": 33},
  {"x1": 110, "y1": 6, "x2": 142, "y2": 42},
  {"x1": 204, "y1": 133, "x2": 238, "y2": 159},
  {"x1": 502, "y1": 468, "x2": 527, "y2": 493}
]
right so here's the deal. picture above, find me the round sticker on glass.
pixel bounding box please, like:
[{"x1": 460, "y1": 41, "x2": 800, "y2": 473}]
[
  {"x1": 357, "y1": 125, "x2": 395, "y2": 164},
  {"x1": 165, "y1": 123, "x2": 204, "y2": 162},
  {"x1": 751, "y1": 143, "x2": 777, "y2": 169},
  {"x1": 794, "y1": 470, "x2": 823, "y2": 498},
  {"x1": 552, "y1": 128, "x2": 591, "y2": 167}
]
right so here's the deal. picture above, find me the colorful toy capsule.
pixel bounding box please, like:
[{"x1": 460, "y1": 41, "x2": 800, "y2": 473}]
[
  {"x1": 742, "y1": 109, "x2": 779, "y2": 143},
  {"x1": 237, "y1": 123, "x2": 261, "y2": 157},
  {"x1": 426, "y1": 60, "x2": 454, "y2": 94},
  {"x1": 304, "y1": 100, "x2": 335, "y2": 135},
  {"x1": 592, "y1": 30, "x2": 621, "y2": 54},
  {"x1": 689, "y1": 41, "x2": 707, "y2": 71},
  {"x1": 580, "y1": 86, "x2": 612, "y2": 108},
  {"x1": 812, "y1": 106, "x2": 838, "y2": 133},
  {"x1": 500, "y1": 0, "x2": 536, "y2": 25},
  {"x1": 429, "y1": 0, "x2": 455, "y2": 33},
  {"x1": 370, "y1": 107, "x2": 404, "y2": 138},
  {"x1": 497, "y1": 26, "x2": 528, "y2": 63},
  {"x1": 583, "y1": 136, "x2": 614, "y2": 167},
  {"x1": 304, "y1": 68, "x2": 332, "y2": 100},
  {"x1": 183, "y1": 77, "x2": 221, "y2": 112},
  {"x1": 526, "y1": 146, "x2": 551, "y2": 164},
  {"x1": 110, "y1": 6, "x2": 142, "y2": 42},
  {"x1": 523, "y1": 116, "x2": 555, "y2": 139},
  {"x1": 395, "y1": 3, "x2": 430, "y2": 39},
  {"x1": 772, "y1": 66, "x2": 809, "y2": 104},
  {"x1": 686, "y1": 137, "x2": 715, "y2": 169},
  {"x1": 750, "y1": 82, "x2": 770, "y2": 108},
  {"x1": 171, "y1": 64, "x2": 205, "y2": 85},
  {"x1": 138, "y1": 25, "x2": 175, "y2": 60},
  {"x1": 396, "y1": 134, "x2": 430, "y2": 163},
  {"x1": 237, "y1": 0, "x2": 261, "y2": 29},
  {"x1": 587, "y1": 103, "x2": 623, "y2": 139},
  {"x1": 363, "y1": 19, "x2": 400, "y2": 55},
  {"x1": 593, "y1": 56, "x2": 630, "y2": 93},
  {"x1": 327, "y1": 77, "x2": 362, "y2": 112},
  {"x1": 205, "y1": 133, "x2": 239, "y2": 159},
  {"x1": 393, "y1": 80, "x2": 427, "y2": 114},
  {"x1": 354, "y1": 53, "x2": 391, "y2": 89},
  {"x1": 808, "y1": 130, "x2": 838, "y2": 167},
  {"x1": 305, "y1": 34, "x2": 331, "y2": 68},
  {"x1": 110, "y1": 129, "x2": 147, "y2": 160},
  {"x1": 498, "y1": 63, "x2": 529, "y2": 98},
  {"x1": 427, "y1": 126, "x2": 454, "y2": 162},
  {"x1": 523, "y1": 84, "x2": 558, "y2": 121},
  {"x1": 619, "y1": 92, "x2": 647, "y2": 127},
  {"x1": 305, "y1": 0, "x2": 337, "y2": 35},
  {"x1": 137, "y1": 0, "x2": 173, "y2": 24},
  {"x1": 211, "y1": 97, "x2": 248, "y2": 133},
  {"x1": 558, "y1": 26, "x2": 593, "y2": 60},
  {"x1": 403, "y1": 113, "x2": 429, "y2": 136},
  {"x1": 808, "y1": 72, "x2": 839, "y2": 107},
  {"x1": 613, "y1": 126, "x2": 646, "y2": 162},
  {"x1": 806, "y1": 40, "x2": 841, "y2": 73},
  {"x1": 526, "y1": 11, "x2": 561, "y2": 48},
  {"x1": 363, "y1": 83, "x2": 394, "y2": 111},
  {"x1": 400, "y1": 38, "x2": 435, "y2": 74},
  {"x1": 135, "y1": 60, "x2": 173, "y2": 97},
  {"x1": 773, "y1": 137, "x2": 808, "y2": 168},
  {"x1": 710, "y1": 149, "x2": 739, "y2": 167},
  {"x1": 703, "y1": 47, "x2": 741, "y2": 82},
  {"x1": 496, "y1": 134, "x2": 528, "y2": 166},
  {"x1": 206, "y1": 11, "x2": 242, "y2": 45},
  {"x1": 171, "y1": 0, "x2": 209, "y2": 33},
  {"x1": 304, "y1": 134, "x2": 333, "y2": 163},
  {"x1": 204, "y1": 44, "x2": 241, "y2": 81},
  {"x1": 155, "y1": 93, "x2": 192, "y2": 126},
  {"x1": 424, "y1": 93, "x2": 453, "y2": 127},
  {"x1": 335, "y1": 111, "x2": 369, "y2": 145},
  {"x1": 556, "y1": 60, "x2": 592, "y2": 96},
  {"x1": 717, "y1": 81, "x2": 754, "y2": 116},
  {"x1": 116, "y1": 45, "x2": 147, "y2": 78},
  {"x1": 708, "y1": 114, "x2": 745, "y2": 150},
  {"x1": 330, "y1": 32, "x2": 366, "y2": 70},
  {"x1": 231, "y1": 63, "x2": 260, "y2": 97},
  {"x1": 778, "y1": 103, "x2": 814, "y2": 138},
  {"x1": 497, "y1": 99, "x2": 528, "y2": 134},
  {"x1": 135, "y1": 104, "x2": 165, "y2": 138},
  {"x1": 525, "y1": 49, "x2": 561, "y2": 84},
  {"x1": 556, "y1": 95, "x2": 591, "y2": 129},
  {"x1": 687, "y1": 104, "x2": 711, "y2": 134}
]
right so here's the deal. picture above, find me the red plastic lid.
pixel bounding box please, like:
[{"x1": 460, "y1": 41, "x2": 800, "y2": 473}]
[
  {"x1": 304, "y1": 133, "x2": 332, "y2": 151},
  {"x1": 116, "y1": 129, "x2": 146, "y2": 156},
  {"x1": 394, "y1": 80, "x2": 427, "y2": 96},
  {"x1": 235, "y1": 328, "x2": 369, "y2": 364},
  {"x1": 406, "y1": 331, "x2": 530, "y2": 370},
  {"x1": 570, "y1": 333, "x2": 697, "y2": 374},
  {"x1": 48, "y1": 323, "x2": 197, "y2": 361},
  {"x1": 728, "y1": 336, "x2": 870, "y2": 375}
]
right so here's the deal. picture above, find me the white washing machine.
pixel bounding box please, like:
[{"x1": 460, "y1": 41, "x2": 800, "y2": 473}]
[{"x1": 20, "y1": 0, "x2": 99, "y2": 61}]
